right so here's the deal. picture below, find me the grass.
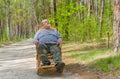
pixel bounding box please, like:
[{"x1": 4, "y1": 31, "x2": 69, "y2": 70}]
[
  {"x1": 63, "y1": 48, "x2": 109, "y2": 63},
  {"x1": 90, "y1": 54, "x2": 120, "y2": 73},
  {"x1": 63, "y1": 42, "x2": 120, "y2": 73}
]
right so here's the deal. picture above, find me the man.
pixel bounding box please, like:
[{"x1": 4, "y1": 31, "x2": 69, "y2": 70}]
[{"x1": 33, "y1": 19, "x2": 65, "y2": 73}]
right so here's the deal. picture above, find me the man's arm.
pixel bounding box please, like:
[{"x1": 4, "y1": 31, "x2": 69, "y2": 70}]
[
  {"x1": 56, "y1": 30, "x2": 62, "y2": 47},
  {"x1": 33, "y1": 30, "x2": 40, "y2": 46},
  {"x1": 57, "y1": 39, "x2": 62, "y2": 48}
]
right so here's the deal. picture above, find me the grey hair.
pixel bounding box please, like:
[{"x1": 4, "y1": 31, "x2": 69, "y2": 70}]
[{"x1": 42, "y1": 19, "x2": 48, "y2": 23}]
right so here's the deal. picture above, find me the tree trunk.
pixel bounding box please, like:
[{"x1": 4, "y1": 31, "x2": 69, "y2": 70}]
[
  {"x1": 87, "y1": 0, "x2": 91, "y2": 17},
  {"x1": 0, "y1": 20, "x2": 2, "y2": 41},
  {"x1": 99, "y1": 0, "x2": 105, "y2": 38},
  {"x1": 87, "y1": 0, "x2": 94, "y2": 39},
  {"x1": 87, "y1": 0, "x2": 94, "y2": 17},
  {"x1": 95, "y1": 0, "x2": 98, "y2": 20},
  {"x1": 113, "y1": 0, "x2": 120, "y2": 53},
  {"x1": 6, "y1": 0, "x2": 11, "y2": 40},
  {"x1": 53, "y1": 0, "x2": 58, "y2": 30}
]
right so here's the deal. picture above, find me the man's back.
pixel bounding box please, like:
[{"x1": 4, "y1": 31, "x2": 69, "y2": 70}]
[{"x1": 34, "y1": 29, "x2": 62, "y2": 44}]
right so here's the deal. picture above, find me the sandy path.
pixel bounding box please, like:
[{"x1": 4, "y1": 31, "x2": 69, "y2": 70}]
[{"x1": 0, "y1": 39, "x2": 80, "y2": 79}]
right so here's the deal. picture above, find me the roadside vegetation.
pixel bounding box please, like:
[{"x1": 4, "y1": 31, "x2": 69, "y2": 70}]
[{"x1": 62, "y1": 41, "x2": 120, "y2": 75}]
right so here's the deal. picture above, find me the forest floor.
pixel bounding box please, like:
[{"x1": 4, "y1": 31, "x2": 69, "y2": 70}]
[{"x1": 0, "y1": 39, "x2": 120, "y2": 79}]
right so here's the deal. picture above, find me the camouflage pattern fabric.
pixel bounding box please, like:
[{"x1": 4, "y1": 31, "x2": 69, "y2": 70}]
[{"x1": 37, "y1": 44, "x2": 61, "y2": 65}]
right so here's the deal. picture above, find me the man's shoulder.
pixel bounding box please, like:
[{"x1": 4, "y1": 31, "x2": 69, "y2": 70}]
[
  {"x1": 36, "y1": 29, "x2": 43, "y2": 33},
  {"x1": 50, "y1": 28, "x2": 58, "y2": 31},
  {"x1": 38, "y1": 29, "x2": 45, "y2": 31}
]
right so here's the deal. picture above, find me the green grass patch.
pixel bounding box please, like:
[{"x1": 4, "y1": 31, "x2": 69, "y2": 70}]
[
  {"x1": 63, "y1": 41, "x2": 120, "y2": 74},
  {"x1": 64, "y1": 48, "x2": 109, "y2": 63},
  {"x1": 79, "y1": 49, "x2": 107, "y2": 61},
  {"x1": 90, "y1": 54, "x2": 120, "y2": 73},
  {"x1": 64, "y1": 47, "x2": 120, "y2": 73}
]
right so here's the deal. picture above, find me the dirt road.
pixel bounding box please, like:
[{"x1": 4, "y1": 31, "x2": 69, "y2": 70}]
[
  {"x1": 0, "y1": 39, "x2": 82, "y2": 79},
  {"x1": 0, "y1": 39, "x2": 118, "y2": 79}
]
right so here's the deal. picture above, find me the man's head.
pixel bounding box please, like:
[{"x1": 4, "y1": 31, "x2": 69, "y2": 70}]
[{"x1": 42, "y1": 19, "x2": 51, "y2": 29}]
